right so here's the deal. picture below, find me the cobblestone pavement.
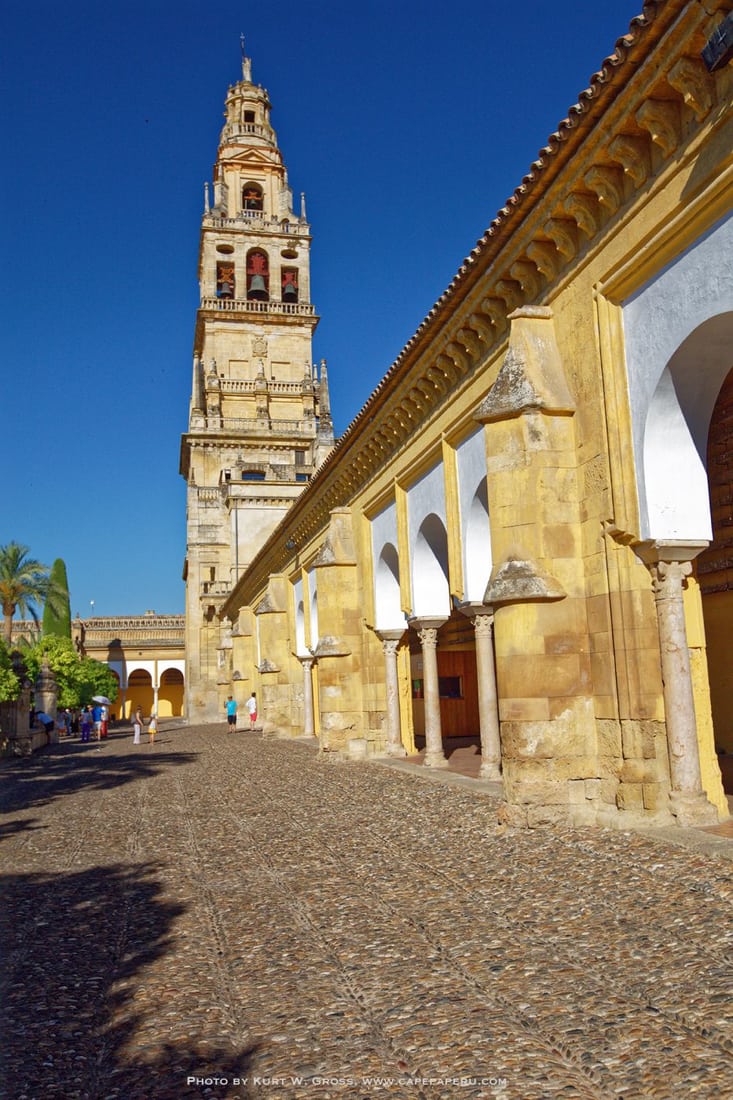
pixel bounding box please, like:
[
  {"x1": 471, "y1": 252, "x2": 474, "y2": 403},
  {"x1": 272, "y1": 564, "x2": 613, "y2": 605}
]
[{"x1": 1, "y1": 724, "x2": 732, "y2": 1100}]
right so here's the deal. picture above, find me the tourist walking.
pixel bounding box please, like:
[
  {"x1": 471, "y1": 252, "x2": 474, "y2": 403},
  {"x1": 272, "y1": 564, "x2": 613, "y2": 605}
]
[
  {"x1": 148, "y1": 713, "x2": 157, "y2": 745},
  {"x1": 91, "y1": 702, "x2": 103, "y2": 741},
  {"x1": 132, "y1": 705, "x2": 143, "y2": 745},
  {"x1": 80, "y1": 707, "x2": 92, "y2": 743},
  {"x1": 246, "y1": 692, "x2": 257, "y2": 730},
  {"x1": 225, "y1": 695, "x2": 238, "y2": 730}
]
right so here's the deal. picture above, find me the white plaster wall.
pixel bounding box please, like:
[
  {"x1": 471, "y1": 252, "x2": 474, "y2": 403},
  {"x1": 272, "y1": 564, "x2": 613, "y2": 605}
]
[
  {"x1": 455, "y1": 429, "x2": 492, "y2": 601},
  {"x1": 307, "y1": 570, "x2": 319, "y2": 646},
  {"x1": 371, "y1": 501, "x2": 404, "y2": 630},
  {"x1": 159, "y1": 659, "x2": 186, "y2": 678},
  {"x1": 622, "y1": 212, "x2": 733, "y2": 540},
  {"x1": 292, "y1": 576, "x2": 307, "y2": 654},
  {"x1": 407, "y1": 462, "x2": 450, "y2": 617},
  {"x1": 124, "y1": 660, "x2": 156, "y2": 682}
]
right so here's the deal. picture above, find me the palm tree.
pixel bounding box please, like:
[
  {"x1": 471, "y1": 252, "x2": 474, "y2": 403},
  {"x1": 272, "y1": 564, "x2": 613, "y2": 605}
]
[{"x1": 0, "y1": 543, "x2": 52, "y2": 645}]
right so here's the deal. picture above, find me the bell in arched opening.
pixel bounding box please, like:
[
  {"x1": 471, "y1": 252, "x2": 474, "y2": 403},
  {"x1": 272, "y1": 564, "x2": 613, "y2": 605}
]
[
  {"x1": 248, "y1": 274, "x2": 268, "y2": 300},
  {"x1": 282, "y1": 280, "x2": 298, "y2": 301}
]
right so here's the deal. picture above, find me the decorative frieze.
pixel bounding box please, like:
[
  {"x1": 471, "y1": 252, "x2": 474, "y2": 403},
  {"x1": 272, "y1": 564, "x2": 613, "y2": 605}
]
[
  {"x1": 564, "y1": 192, "x2": 599, "y2": 238},
  {"x1": 636, "y1": 98, "x2": 681, "y2": 158},
  {"x1": 543, "y1": 217, "x2": 577, "y2": 260},
  {"x1": 584, "y1": 165, "x2": 624, "y2": 215},
  {"x1": 667, "y1": 56, "x2": 714, "y2": 121},
  {"x1": 607, "y1": 133, "x2": 651, "y2": 188},
  {"x1": 509, "y1": 259, "x2": 543, "y2": 301},
  {"x1": 525, "y1": 240, "x2": 559, "y2": 280}
]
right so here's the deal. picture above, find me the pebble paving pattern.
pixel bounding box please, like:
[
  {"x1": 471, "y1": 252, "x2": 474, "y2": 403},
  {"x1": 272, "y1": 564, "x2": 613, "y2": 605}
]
[{"x1": 1, "y1": 724, "x2": 732, "y2": 1100}]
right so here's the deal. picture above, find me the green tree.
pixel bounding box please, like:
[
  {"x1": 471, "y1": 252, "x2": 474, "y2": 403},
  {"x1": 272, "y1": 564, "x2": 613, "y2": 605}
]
[
  {"x1": 0, "y1": 640, "x2": 20, "y2": 702},
  {"x1": 42, "y1": 558, "x2": 71, "y2": 638},
  {"x1": 0, "y1": 543, "x2": 52, "y2": 645},
  {"x1": 23, "y1": 636, "x2": 118, "y2": 709}
]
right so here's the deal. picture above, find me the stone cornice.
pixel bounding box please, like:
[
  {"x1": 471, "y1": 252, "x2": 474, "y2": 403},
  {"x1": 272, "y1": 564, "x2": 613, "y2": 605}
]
[{"x1": 221, "y1": 0, "x2": 726, "y2": 618}]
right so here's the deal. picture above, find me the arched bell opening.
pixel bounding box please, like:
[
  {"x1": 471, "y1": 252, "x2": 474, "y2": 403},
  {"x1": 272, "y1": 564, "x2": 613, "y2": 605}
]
[
  {"x1": 216, "y1": 260, "x2": 235, "y2": 299},
  {"x1": 246, "y1": 249, "x2": 269, "y2": 300},
  {"x1": 242, "y1": 182, "x2": 263, "y2": 211},
  {"x1": 281, "y1": 267, "x2": 299, "y2": 303}
]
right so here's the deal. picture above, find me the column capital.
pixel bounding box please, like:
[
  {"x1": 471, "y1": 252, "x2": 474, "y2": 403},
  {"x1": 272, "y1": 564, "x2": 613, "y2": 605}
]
[
  {"x1": 297, "y1": 654, "x2": 315, "y2": 670},
  {"x1": 408, "y1": 616, "x2": 448, "y2": 633},
  {"x1": 457, "y1": 601, "x2": 494, "y2": 625},
  {"x1": 647, "y1": 558, "x2": 693, "y2": 600},
  {"x1": 408, "y1": 617, "x2": 447, "y2": 649},
  {"x1": 634, "y1": 539, "x2": 708, "y2": 566},
  {"x1": 376, "y1": 628, "x2": 407, "y2": 645}
]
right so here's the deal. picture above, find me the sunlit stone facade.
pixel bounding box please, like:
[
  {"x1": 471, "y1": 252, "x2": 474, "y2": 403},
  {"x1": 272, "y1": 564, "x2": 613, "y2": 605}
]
[{"x1": 200, "y1": 3, "x2": 732, "y2": 827}]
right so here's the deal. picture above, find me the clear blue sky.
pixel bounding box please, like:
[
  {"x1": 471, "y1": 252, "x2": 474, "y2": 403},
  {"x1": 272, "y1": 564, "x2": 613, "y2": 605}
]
[{"x1": 1, "y1": 0, "x2": 644, "y2": 617}]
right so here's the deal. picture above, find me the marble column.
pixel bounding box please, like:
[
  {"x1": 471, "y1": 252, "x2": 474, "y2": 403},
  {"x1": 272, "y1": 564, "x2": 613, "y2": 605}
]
[
  {"x1": 638, "y1": 541, "x2": 717, "y2": 825},
  {"x1": 377, "y1": 630, "x2": 407, "y2": 757},
  {"x1": 299, "y1": 656, "x2": 315, "y2": 739},
  {"x1": 409, "y1": 617, "x2": 448, "y2": 768},
  {"x1": 459, "y1": 603, "x2": 502, "y2": 780}
]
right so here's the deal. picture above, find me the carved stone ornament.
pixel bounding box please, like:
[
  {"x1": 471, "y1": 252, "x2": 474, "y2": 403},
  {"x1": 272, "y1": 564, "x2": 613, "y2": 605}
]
[
  {"x1": 484, "y1": 557, "x2": 566, "y2": 605},
  {"x1": 608, "y1": 133, "x2": 651, "y2": 188},
  {"x1": 475, "y1": 307, "x2": 575, "y2": 423},
  {"x1": 636, "y1": 99, "x2": 680, "y2": 158}
]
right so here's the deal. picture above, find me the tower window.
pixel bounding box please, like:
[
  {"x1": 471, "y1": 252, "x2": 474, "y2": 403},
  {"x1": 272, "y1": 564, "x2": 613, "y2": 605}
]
[
  {"x1": 243, "y1": 110, "x2": 255, "y2": 123},
  {"x1": 216, "y1": 262, "x2": 235, "y2": 298},
  {"x1": 281, "y1": 268, "x2": 299, "y2": 303},
  {"x1": 246, "y1": 250, "x2": 269, "y2": 301},
  {"x1": 242, "y1": 469, "x2": 266, "y2": 481},
  {"x1": 294, "y1": 449, "x2": 306, "y2": 466},
  {"x1": 242, "y1": 183, "x2": 263, "y2": 211}
]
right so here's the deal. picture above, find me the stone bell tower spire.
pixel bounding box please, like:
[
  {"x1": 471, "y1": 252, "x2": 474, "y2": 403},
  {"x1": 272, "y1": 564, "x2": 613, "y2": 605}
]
[{"x1": 180, "y1": 42, "x2": 335, "y2": 724}]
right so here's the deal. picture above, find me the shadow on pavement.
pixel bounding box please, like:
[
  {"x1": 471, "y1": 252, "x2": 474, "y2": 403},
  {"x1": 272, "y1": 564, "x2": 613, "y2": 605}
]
[
  {"x1": 0, "y1": 861, "x2": 259, "y2": 1098},
  {"x1": 0, "y1": 739, "x2": 198, "y2": 831}
]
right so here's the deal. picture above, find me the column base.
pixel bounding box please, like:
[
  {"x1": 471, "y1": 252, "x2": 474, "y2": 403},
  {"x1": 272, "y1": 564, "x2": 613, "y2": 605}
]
[
  {"x1": 423, "y1": 750, "x2": 449, "y2": 769},
  {"x1": 669, "y1": 791, "x2": 720, "y2": 827},
  {"x1": 387, "y1": 743, "x2": 408, "y2": 758},
  {"x1": 479, "y1": 761, "x2": 502, "y2": 781}
]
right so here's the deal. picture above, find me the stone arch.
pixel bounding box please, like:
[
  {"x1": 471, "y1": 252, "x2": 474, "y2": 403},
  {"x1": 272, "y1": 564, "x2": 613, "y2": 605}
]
[
  {"x1": 374, "y1": 542, "x2": 402, "y2": 630},
  {"x1": 127, "y1": 668, "x2": 153, "y2": 717},
  {"x1": 621, "y1": 212, "x2": 733, "y2": 540},
  {"x1": 158, "y1": 666, "x2": 184, "y2": 717},
  {"x1": 643, "y1": 314, "x2": 733, "y2": 540},
  {"x1": 412, "y1": 514, "x2": 450, "y2": 617}
]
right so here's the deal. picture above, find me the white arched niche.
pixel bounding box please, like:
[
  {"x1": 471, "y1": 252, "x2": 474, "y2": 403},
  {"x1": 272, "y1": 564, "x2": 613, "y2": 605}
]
[
  {"x1": 456, "y1": 429, "x2": 492, "y2": 601},
  {"x1": 292, "y1": 575, "x2": 308, "y2": 655},
  {"x1": 308, "y1": 572, "x2": 319, "y2": 649},
  {"x1": 623, "y1": 212, "x2": 733, "y2": 540},
  {"x1": 374, "y1": 543, "x2": 402, "y2": 629},
  {"x1": 407, "y1": 462, "x2": 451, "y2": 618},
  {"x1": 371, "y1": 499, "x2": 404, "y2": 630},
  {"x1": 412, "y1": 514, "x2": 450, "y2": 617}
]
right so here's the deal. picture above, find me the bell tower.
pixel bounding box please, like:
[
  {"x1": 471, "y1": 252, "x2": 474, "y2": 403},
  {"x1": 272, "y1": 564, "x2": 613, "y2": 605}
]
[{"x1": 180, "y1": 41, "x2": 334, "y2": 723}]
